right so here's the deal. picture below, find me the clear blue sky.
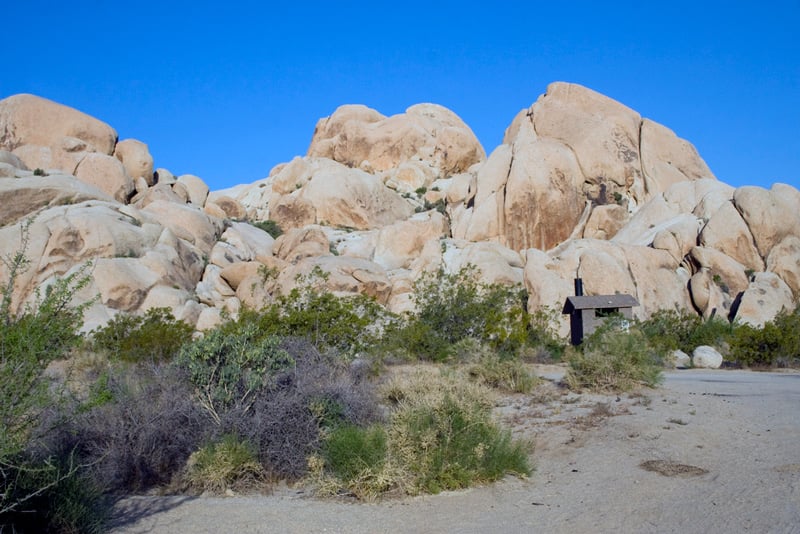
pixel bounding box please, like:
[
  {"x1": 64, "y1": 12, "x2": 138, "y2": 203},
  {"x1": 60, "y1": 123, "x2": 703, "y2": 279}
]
[{"x1": 3, "y1": 1, "x2": 798, "y2": 192}]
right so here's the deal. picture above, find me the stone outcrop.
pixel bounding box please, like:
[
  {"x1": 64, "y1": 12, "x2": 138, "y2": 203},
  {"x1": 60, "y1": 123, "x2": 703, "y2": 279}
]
[
  {"x1": 449, "y1": 82, "x2": 716, "y2": 251},
  {"x1": 0, "y1": 85, "x2": 797, "y2": 337},
  {"x1": 114, "y1": 139, "x2": 154, "y2": 185},
  {"x1": 269, "y1": 157, "x2": 414, "y2": 231},
  {"x1": 733, "y1": 272, "x2": 794, "y2": 327},
  {"x1": 307, "y1": 103, "x2": 485, "y2": 179},
  {"x1": 0, "y1": 94, "x2": 118, "y2": 175},
  {"x1": 74, "y1": 153, "x2": 134, "y2": 202}
]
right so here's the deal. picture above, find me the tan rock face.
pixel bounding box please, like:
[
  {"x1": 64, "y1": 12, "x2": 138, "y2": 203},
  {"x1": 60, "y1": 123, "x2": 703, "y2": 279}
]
[
  {"x1": 0, "y1": 94, "x2": 117, "y2": 173},
  {"x1": 766, "y1": 236, "x2": 800, "y2": 298},
  {"x1": 177, "y1": 174, "x2": 210, "y2": 207},
  {"x1": 132, "y1": 182, "x2": 186, "y2": 208},
  {"x1": 520, "y1": 82, "x2": 645, "y2": 203},
  {"x1": 689, "y1": 246, "x2": 750, "y2": 298},
  {"x1": 2, "y1": 86, "x2": 799, "y2": 335},
  {"x1": 373, "y1": 212, "x2": 448, "y2": 270},
  {"x1": 273, "y1": 226, "x2": 331, "y2": 263},
  {"x1": 640, "y1": 119, "x2": 715, "y2": 195},
  {"x1": 275, "y1": 255, "x2": 392, "y2": 304},
  {"x1": 206, "y1": 195, "x2": 246, "y2": 219},
  {"x1": 733, "y1": 272, "x2": 794, "y2": 327},
  {"x1": 442, "y1": 241, "x2": 525, "y2": 286},
  {"x1": 451, "y1": 82, "x2": 715, "y2": 252},
  {"x1": 141, "y1": 200, "x2": 223, "y2": 252},
  {"x1": 583, "y1": 204, "x2": 629, "y2": 240},
  {"x1": 74, "y1": 153, "x2": 134, "y2": 202},
  {"x1": 114, "y1": 139, "x2": 154, "y2": 185},
  {"x1": 307, "y1": 103, "x2": 485, "y2": 177},
  {"x1": 0, "y1": 150, "x2": 26, "y2": 169},
  {"x1": 87, "y1": 258, "x2": 160, "y2": 312},
  {"x1": 689, "y1": 269, "x2": 735, "y2": 320},
  {"x1": 270, "y1": 158, "x2": 414, "y2": 231},
  {"x1": 0, "y1": 174, "x2": 114, "y2": 226},
  {"x1": 699, "y1": 201, "x2": 764, "y2": 272},
  {"x1": 733, "y1": 184, "x2": 800, "y2": 259}
]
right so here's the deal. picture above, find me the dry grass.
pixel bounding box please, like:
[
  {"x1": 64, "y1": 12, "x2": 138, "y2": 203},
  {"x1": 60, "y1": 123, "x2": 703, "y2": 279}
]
[{"x1": 182, "y1": 435, "x2": 270, "y2": 495}]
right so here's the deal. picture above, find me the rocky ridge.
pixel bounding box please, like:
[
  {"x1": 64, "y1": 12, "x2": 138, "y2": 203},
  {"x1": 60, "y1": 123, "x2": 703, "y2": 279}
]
[{"x1": 1, "y1": 83, "x2": 797, "y2": 334}]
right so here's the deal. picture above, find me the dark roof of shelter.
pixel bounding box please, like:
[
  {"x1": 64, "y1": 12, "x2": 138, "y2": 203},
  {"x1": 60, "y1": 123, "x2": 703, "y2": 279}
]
[{"x1": 562, "y1": 294, "x2": 640, "y2": 314}]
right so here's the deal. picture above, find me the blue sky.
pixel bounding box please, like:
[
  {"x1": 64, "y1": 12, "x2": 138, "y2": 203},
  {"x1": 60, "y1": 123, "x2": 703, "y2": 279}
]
[{"x1": 3, "y1": 1, "x2": 798, "y2": 192}]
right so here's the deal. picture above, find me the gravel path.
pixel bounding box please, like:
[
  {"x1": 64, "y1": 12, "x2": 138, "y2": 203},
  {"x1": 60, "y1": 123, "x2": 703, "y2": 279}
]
[{"x1": 111, "y1": 370, "x2": 800, "y2": 533}]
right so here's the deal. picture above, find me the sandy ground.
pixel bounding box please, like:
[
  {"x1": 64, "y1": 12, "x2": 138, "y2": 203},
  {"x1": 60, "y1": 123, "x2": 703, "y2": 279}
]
[{"x1": 110, "y1": 369, "x2": 800, "y2": 533}]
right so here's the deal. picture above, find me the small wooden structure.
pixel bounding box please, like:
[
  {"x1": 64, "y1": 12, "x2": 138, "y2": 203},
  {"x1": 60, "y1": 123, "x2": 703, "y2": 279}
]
[{"x1": 562, "y1": 279, "x2": 639, "y2": 345}]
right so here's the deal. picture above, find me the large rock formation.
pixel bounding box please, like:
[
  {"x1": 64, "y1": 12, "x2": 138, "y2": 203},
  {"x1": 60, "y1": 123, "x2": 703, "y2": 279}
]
[
  {"x1": 0, "y1": 94, "x2": 117, "y2": 173},
  {"x1": 308, "y1": 103, "x2": 485, "y2": 180},
  {"x1": 0, "y1": 84, "x2": 797, "y2": 336},
  {"x1": 450, "y1": 82, "x2": 716, "y2": 251}
]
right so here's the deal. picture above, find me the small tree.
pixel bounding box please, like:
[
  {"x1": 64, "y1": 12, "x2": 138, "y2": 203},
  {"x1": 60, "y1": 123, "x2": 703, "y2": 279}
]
[
  {"x1": 237, "y1": 266, "x2": 396, "y2": 357},
  {"x1": 399, "y1": 266, "x2": 529, "y2": 360},
  {"x1": 177, "y1": 325, "x2": 294, "y2": 424},
  {"x1": 90, "y1": 307, "x2": 193, "y2": 363},
  {"x1": 0, "y1": 219, "x2": 94, "y2": 520}
]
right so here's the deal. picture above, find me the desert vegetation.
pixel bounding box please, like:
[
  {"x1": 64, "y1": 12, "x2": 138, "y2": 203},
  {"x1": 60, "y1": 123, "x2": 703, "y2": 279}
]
[{"x1": 2, "y1": 236, "x2": 799, "y2": 532}]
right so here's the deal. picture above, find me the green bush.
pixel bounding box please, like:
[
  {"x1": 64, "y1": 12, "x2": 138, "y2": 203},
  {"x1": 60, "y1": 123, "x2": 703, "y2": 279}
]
[
  {"x1": 249, "y1": 219, "x2": 283, "y2": 238},
  {"x1": 638, "y1": 309, "x2": 733, "y2": 357},
  {"x1": 466, "y1": 352, "x2": 538, "y2": 393},
  {"x1": 397, "y1": 266, "x2": 529, "y2": 361},
  {"x1": 323, "y1": 424, "x2": 387, "y2": 484},
  {"x1": 311, "y1": 371, "x2": 530, "y2": 499},
  {"x1": 177, "y1": 325, "x2": 294, "y2": 422},
  {"x1": 729, "y1": 306, "x2": 800, "y2": 367},
  {"x1": 566, "y1": 318, "x2": 663, "y2": 392},
  {"x1": 0, "y1": 265, "x2": 92, "y2": 457},
  {"x1": 1, "y1": 220, "x2": 99, "y2": 530},
  {"x1": 525, "y1": 306, "x2": 567, "y2": 361},
  {"x1": 387, "y1": 373, "x2": 531, "y2": 494},
  {"x1": 235, "y1": 267, "x2": 396, "y2": 357},
  {"x1": 90, "y1": 307, "x2": 193, "y2": 363}
]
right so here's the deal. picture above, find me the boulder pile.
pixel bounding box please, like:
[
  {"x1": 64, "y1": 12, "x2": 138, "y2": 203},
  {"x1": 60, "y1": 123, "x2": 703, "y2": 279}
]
[{"x1": 1, "y1": 83, "x2": 797, "y2": 334}]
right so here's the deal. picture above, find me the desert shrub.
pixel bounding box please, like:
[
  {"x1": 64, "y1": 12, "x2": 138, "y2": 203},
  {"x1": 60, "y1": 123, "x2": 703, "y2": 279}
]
[
  {"x1": 638, "y1": 309, "x2": 733, "y2": 356},
  {"x1": 0, "y1": 265, "x2": 93, "y2": 458},
  {"x1": 183, "y1": 434, "x2": 268, "y2": 494},
  {"x1": 1, "y1": 224, "x2": 95, "y2": 525},
  {"x1": 525, "y1": 306, "x2": 568, "y2": 361},
  {"x1": 687, "y1": 315, "x2": 734, "y2": 351},
  {"x1": 65, "y1": 365, "x2": 206, "y2": 493},
  {"x1": 0, "y1": 455, "x2": 108, "y2": 534},
  {"x1": 180, "y1": 334, "x2": 380, "y2": 480},
  {"x1": 466, "y1": 351, "x2": 539, "y2": 393},
  {"x1": 396, "y1": 266, "x2": 529, "y2": 361},
  {"x1": 385, "y1": 372, "x2": 531, "y2": 494},
  {"x1": 311, "y1": 371, "x2": 530, "y2": 499},
  {"x1": 249, "y1": 219, "x2": 283, "y2": 238},
  {"x1": 566, "y1": 318, "x2": 663, "y2": 392},
  {"x1": 322, "y1": 424, "x2": 387, "y2": 485},
  {"x1": 729, "y1": 306, "x2": 800, "y2": 367},
  {"x1": 90, "y1": 307, "x2": 193, "y2": 363},
  {"x1": 177, "y1": 325, "x2": 294, "y2": 423},
  {"x1": 234, "y1": 267, "x2": 397, "y2": 357}
]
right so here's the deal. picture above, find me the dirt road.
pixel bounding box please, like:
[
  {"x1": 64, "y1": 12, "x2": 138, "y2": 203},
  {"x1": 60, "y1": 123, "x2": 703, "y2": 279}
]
[{"x1": 111, "y1": 370, "x2": 800, "y2": 533}]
